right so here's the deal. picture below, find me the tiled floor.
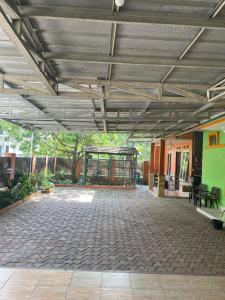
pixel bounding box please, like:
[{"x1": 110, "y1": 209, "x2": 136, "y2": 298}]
[
  {"x1": 0, "y1": 187, "x2": 225, "y2": 275},
  {"x1": 0, "y1": 268, "x2": 225, "y2": 300}
]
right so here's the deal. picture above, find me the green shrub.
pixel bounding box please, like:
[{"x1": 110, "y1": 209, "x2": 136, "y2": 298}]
[
  {"x1": 0, "y1": 191, "x2": 15, "y2": 209},
  {"x1": 57, "y1": 178, "x2": 72, "y2": 184},
  {"x1": 12, "y1": 174, "x2": 36, "y2": 200},
  {"x1": 52, "y1": 170, "x2": 66, "y2": 183},
  {"x1": 0, "y1": 172, "x2": 37, "y2": 210},
  {"x1": 36, "y1": 170, "x2": 54, "y2": 190}
]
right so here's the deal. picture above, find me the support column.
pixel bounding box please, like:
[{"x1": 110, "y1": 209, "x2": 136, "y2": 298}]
[
  {"x1": 83, "y1": 152, "x2": 88, "y2": 185},
  {"x1": 149, "y1": 143, "x2": 155, "y2": 190},
  {"x1": 5, "y1": 152, "x2": 16, "y2": 180},
  {"x1": 31, "y1": 155, "x2": 36, "y2": 174},
  {"x1": 157, "y1": 139, "x2": 165, "y2": 197}
]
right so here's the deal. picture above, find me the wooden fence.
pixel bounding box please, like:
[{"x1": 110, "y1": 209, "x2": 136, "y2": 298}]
[
  {"x1": 0, "y1": 154, "x2": 149, "y2": 186},
  {"x1": 0, "y1": 155, "x2": 81, "y2": 176},
  {"x1": 0, "y1": 157, "x2": 10, "y2": 187}
]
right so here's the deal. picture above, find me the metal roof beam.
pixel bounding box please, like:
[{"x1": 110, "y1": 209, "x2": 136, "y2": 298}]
[
  {"x1": 160, "y1": 0, "x2": 225, "y2": 83},
  {"x1": 43, "y1": 52, "x2": 225, "y2": 69},
  {"x1": 0, "y1": 89, "x2": 211, "y2": 103},
  {"x1": 163, "y1": 85, "x2": 207, "y2": 103},
  {"x1": 110, "y1": 82, "x2": 156, "y2": 101},
  {"x1": 2, "y1": 75, "x2": 208, "y2": 90},
  {"x1": 0, "y1": 0, "x2": 19, "y2": 18},
  {"x1": 19, "y1": 6, "x2": 225, "y2": 30},
  {"x1": 0, "y1": 3, "x2": 57, "y2": 95},
  {"x1": 3, "y1": 116, "x2": 202, "y2": 122}
]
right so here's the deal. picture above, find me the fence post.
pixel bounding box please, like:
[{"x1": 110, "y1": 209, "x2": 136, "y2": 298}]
[
  {"x1": 53, "y1": 156, "x2": 57, "y2": 173},
  {"x1": 5, "y1": 152, "x2": 16, "y2": 180},
  {"x1": 31, "y1": 155, "x2": 36, "y2": 174},
  {"x1": 45, "y1": 156, "x2": 49, "y2": 171}
]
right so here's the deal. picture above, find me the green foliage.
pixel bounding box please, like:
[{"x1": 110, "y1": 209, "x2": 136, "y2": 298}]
[
  {"x1": 56, "y1": 178, "x2": 73, "y2": 185},
  {"x1": 0, "y1": 191, "x2": 15, "y2": 209},
  {"x1": 0, "y1": 172, "x2": 36, "y2": 209},
  {"x1": 12, "y1": 174, "x2": 35, "y2": 200},
  {"x1": 0, "y1": 120, "x2": 150, "y2": 161},
  {"x1": 36, "y1": 170, "x2": 53, "y2": 190},
  {"x1": 52, "y1": 170, "x2": 66, "y2": 183}
]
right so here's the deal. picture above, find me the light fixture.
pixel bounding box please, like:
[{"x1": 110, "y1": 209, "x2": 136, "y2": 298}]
[{"x1": 115, "y1": 0, "x2": 125, "y2": 7}]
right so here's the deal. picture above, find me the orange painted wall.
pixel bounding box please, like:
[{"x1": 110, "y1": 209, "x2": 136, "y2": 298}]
[
  {"x1": 143, "y1": 161, "x2": 149, "y2": 184},
  {"x1": 154, "y1": 145, "x2": 160, "y2": 173}
]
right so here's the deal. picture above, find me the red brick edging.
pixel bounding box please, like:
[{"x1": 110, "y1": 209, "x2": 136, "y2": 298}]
[
  {"x1": 55, "y1": 184, "x2": 135, "y2": 190},
  {"x1": 0, "y1": 191, "x2": 40, "y2": 215}
]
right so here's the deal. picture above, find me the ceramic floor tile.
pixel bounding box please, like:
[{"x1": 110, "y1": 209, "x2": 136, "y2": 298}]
[
  {"x1": 158, "y1": 275, "x2": 192, "y2": 290},
  {"x1": 209, "y1": 276, "x2": 225, "y2": 290},
  {"x1": 196, "y1": 289, "x2": 225, "y2": 300},
  {"x1": 30, "y1": 286, "x2": 68, "y2": 300},
  {"x1": 164, "y1": 289, "x2": 197, "y2": 300},
  {"x1": 130, "y1": 274, "x2": 161, "y2": 290},
  {"x1": 70, "y1": 271, "x2": 101, "y2": 288},
  {"x1": 101, "y1": 272, "x2": 131, "y2": 289},
  {"x1": 132, "y1": 289, "x2": 167, "y2": 300},
  {"x1": 0, "y1": 268, "x2": 15, "y2": 285},
  {"x1": 190, "y1": 276, "x2": 222, "y2": 291},
  {"x1": 66, "y1": 287, "x2": 100, "y2": 300},
  {"x1": 38, "y1": 270, "x2": 73, "y2": 287},
  {"x1": 0, "y1": 284, "x2": 35, "y2": 300},
  {"x1": 7, "y1": 270, "x2": 44, "y2": 286},
  {"x1": 101, "y1": 288, "x2": 132, "y2": 300}
]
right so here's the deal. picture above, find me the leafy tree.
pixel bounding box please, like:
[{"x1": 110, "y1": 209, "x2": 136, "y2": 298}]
[{"x1": 0, "y1": 120, "x2": 150, "y2": 181}]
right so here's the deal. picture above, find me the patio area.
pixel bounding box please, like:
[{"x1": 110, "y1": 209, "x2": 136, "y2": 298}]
[{"x1": 0, "y1": 187, "x2": 225, "y2": 275}]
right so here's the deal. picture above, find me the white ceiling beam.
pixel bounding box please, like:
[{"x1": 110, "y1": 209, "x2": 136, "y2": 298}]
[
  {"x1": 66, "y1": 82, "x2": 103, "y2": 98},
  {"x1": 210, "y1": 0, "x2": 225, "y2": 18},
  {"x1": 208, "y1": 90, "x2": 225, "y2": 103},
  {"x1": 0, "y1": 88, "x2": 212, "y2": 103},
  {"x1": 163, "y1": 85, "x2": 207, "y2": 103},
  {"x1": 3, "y1": 116, "x2": 202, "y2": 122},
  {"x1": 0, "y1": 88, "x2": 46, "y2": 95},
  {"x1": 19, "y1": 6, "x2": 225, "y2": 30},
  {"x1": 1, "y1": 74, "x2": 208, "y2": 90},
  {"x1": 4, "y1": 76, "x2": 49, "y2": 94},
  {"x1": 43, "y1": 52, "x2": 225, "y2": 69},
  {"x1": 161, "y1": 0, "x2": 225, "y2": 83},
  {"x1": 0, "y1": 0, "x2": 20, "y2": 18},
  {"x1": 110, "y1": 82, "x2": 156, "y2": 101},
  {"x1": 0, "y1": 4, "x2": 57, "y2": 95},
  {"x1": 107, "y1": 0, "x2": 118, "y2": 83}
]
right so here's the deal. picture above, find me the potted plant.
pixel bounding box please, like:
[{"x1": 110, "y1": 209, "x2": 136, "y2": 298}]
[
  {"x1": 212, "y1": 211, "x2": 224, "y2": 230},
  {"x1": 41, "y1": 180, "x2": 52, "y2": 193},
  {"x1": 212, "y1": 219, "x2": 224, "y2": 230},
  {"x1": 36, "y1": 170, "x2": 54, "y2": 193}
]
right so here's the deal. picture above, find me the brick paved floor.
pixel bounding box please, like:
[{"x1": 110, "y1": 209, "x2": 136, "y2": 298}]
[{"x1": 0, "y1": 187, "x2": 225, "y2": 275}]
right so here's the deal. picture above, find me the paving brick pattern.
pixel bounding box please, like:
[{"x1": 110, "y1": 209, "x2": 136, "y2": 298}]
[{"x1": 0, "y1": 187, "x2": 225, "y2": 275}]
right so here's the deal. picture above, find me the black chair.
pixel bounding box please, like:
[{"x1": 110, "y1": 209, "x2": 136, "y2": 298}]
[
  {"x1": 194, "y1": 183, "x2": 208, "y2": 207},
  {"x1": 204, "y1": 187, "x2": 220, "y2": 209},
  {"x1": 189, "y1": 187, "x2": 197, "y2": 205}
]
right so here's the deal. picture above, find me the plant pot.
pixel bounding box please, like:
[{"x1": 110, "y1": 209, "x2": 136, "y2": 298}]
[
  {"x1": 212, "y1": 219, "x2": 224, "y2": 230},
  {"x1": 41, "y1": 189, "x2": 52, "y2": 194}
]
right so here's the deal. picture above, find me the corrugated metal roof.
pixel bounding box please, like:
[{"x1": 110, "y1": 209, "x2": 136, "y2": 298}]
[{"x1": 0, "y1": 0, "x2": 224, "y2": 137}]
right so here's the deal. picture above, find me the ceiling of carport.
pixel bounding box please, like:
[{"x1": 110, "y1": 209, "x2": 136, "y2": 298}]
[{"x1": 0, "y1": 0, "x2": 225, "y2": 139}]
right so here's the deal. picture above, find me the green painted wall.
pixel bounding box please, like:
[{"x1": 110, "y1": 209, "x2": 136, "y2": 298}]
[{"x1": 202, "y1": 131, "x2": 225, "y2": 207}]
